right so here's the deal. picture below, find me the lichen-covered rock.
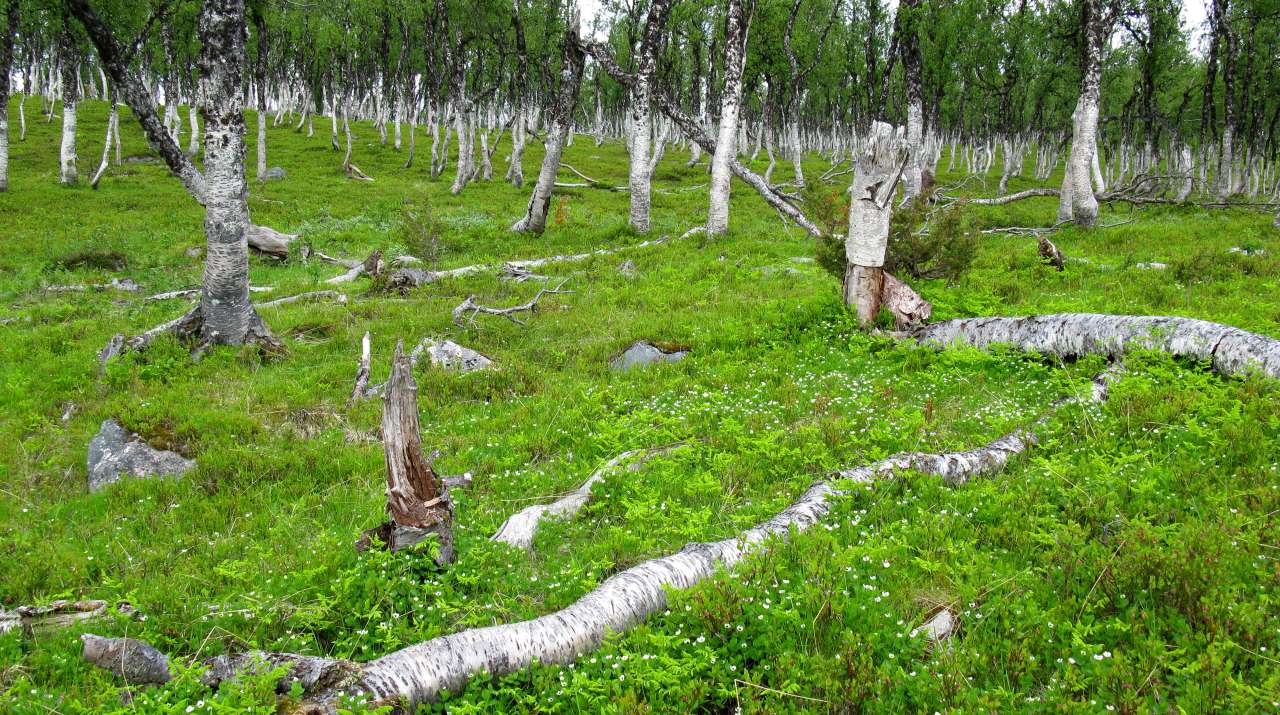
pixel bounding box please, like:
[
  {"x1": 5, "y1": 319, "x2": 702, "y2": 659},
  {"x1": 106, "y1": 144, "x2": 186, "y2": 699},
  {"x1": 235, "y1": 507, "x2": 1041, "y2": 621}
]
[
  {"x1": 263, "y1": 166, "x2": 287, "y2": 181},
  {"x1": 610, "y1": 341, "x2": 688, "y2": 371},
  {"x1": 87, "y1": 419, "x2": 195, "y2": 492},
  {"x1": 413, "y1": 339, "x2": 493, "y2": 373},
  {"x1": 618, "y1": 259, "x2": 639, "y2": 278}
]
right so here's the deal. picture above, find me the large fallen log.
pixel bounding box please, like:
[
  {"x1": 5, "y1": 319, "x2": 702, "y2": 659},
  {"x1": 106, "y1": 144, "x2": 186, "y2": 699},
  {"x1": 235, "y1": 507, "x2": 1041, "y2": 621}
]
[{"x1": 913, "y1": 314, "x2": 1280, "y2": 380}]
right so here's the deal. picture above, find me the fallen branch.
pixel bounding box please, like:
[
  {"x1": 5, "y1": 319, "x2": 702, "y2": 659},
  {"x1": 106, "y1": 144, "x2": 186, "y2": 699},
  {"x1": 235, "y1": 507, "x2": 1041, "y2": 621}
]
[
  {"x1": 387, "y1": 232, "x2": 686, "y2": 290},
  {"x1": 451, "y1": 281, "x2": 572, "y2": 328},
  {"x1": 1, "y1": 600, "x2": 134, "y2": 636},
  {"x1": 148, "y1": 286, "x2": 272, "y2": 301},
  {"x1": 247, "y1": 225, "x2": 297, "y2": 261},
  {"x1": 256, "y1": 291, "x2": 346, "y2": 309},
  {"x1": 325, "y1": 250, "x2": 385, "y2": 285},
  {"x1": 491, "y1": 445, "x2": 683, "y2": 549},
  {"x1": 346, "y1": 163, "x2": 374, "y2": 182},
  {"x1": 46, "y1": 278, "x2": 139, "y2": 293}
]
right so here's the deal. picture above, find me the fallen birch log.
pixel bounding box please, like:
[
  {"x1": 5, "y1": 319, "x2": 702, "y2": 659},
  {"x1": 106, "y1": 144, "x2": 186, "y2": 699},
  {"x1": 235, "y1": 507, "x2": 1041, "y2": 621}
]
[
  {"x1": 256, "y1": 290, "x2": 346, "y2": 309},
  {"x1": 913, "y1": 314, "x2": 1280, "y2": 380},
  {"x1": 491, "y1": 445, "x2": 683, "y2": 549},
  {"x1": 1, "y1": 600, "x2": 135, "y2": 636},
  {"x1": 148, "y1": 286, "x2": 273, "y2": 301},
  {"x1": 46, "y1": 278, "x2": 140, "y2": 293},
  {"x1": 247, "y1": 225, "x2": 297, "y2": 261}
]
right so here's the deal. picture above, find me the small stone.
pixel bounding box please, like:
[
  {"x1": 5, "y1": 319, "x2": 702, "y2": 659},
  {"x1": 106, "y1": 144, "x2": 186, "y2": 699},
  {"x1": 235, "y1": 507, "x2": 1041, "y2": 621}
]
[
  {"x1": 185, "y1": 246, "x2": 204, "y2": 259},
  {"x1": 610, "y1": 341, "x2": 689, "y2": 371},
  {"x1": 1134, "y1": 261, "x2": 1167, "y2": 270},
  {"x1": 910, "y1": 609, "x2": 957, "y2": 645},
  {"x1": 618, "y1": 259, "x2": 639, "y2": 278},
  {"x1": 789, "y1": 256, "x2": 815, "y2": 264},
  {"x1": 416, "y1": 340, "x2": 493, "y2": 373},
  {"x1": 263, "y1": 166, "x2": 287, "y2": 181},
  {"x1": 87, "y1": 419, "x2": 196, "y2": 492}
]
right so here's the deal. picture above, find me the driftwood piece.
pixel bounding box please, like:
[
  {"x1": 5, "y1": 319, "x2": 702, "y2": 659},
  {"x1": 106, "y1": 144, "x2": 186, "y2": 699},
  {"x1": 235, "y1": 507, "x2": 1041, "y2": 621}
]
[
  {"x1": 491, "y1": 445, "x2": 681, "y2": 549},
  {"x1": 357, "y1": 342, "x2": 455, "y2": 565},
  {"x1": 325, "y1": 250, "x2": 385, "y2": 284},
  {"x1": 452, "y1": 281, "x2": 572, "y2": 328},
  {"x1": 81, "y1": 633, "x2": 173, "y2": 685},
  {"x1": 247, "y1": 224, "x2": 296, "y2": 260},
  {"x1": 350, "y1": 331, "x2": 372, "y2": 402},
  {"x1": 201, "y1": 651, "x2": 355, "y2": 693}
]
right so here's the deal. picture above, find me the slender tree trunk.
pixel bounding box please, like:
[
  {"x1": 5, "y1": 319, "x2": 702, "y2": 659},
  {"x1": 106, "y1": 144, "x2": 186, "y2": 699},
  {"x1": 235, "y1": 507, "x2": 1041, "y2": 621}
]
[
  {"x1": 187, "y1": 105, "x2": 199, "y2": 157},
  {"x1": 900, "y1": 0, "x2": 923, "y2": 201},
  {"x1": 59, "y1": 28, "x2": 79, "y2": 186},
  {"x1": 90, "y1": 83, "x2": 115, "y2": 189},
  {"x1": 1063, "y1": 0, "x2": 1104, "y2": 227},
  {"x1": 198, "y1": 0, "x2": 269, "y2": 345},
  {"x1": 625, "y1": 0, "x2": 673, "y2": 233},
  {"x1": 511, "y1": 8, "x2": 584, "y2": 234},
  {"x1": 708, "y1": 0, "x2": 751, "y2": 236},
  {"x1": 844, "y1": 121, "x2": 905, "y2": 327},
  {"x1": 0, "y1": 0, "x2": 15, "y2": 192}
]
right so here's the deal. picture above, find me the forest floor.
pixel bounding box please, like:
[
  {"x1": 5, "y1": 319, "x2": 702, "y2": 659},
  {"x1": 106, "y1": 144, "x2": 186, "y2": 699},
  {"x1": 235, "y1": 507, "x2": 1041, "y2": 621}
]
[{"x1": 0, "y1": 99, "x2": 1278, "y2": 713}]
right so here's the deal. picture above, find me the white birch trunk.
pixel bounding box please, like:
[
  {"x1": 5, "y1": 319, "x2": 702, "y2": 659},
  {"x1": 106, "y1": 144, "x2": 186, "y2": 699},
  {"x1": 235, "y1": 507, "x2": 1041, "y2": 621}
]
[
  {"x1": 844, "y1": 122, "x2": 906, "y2": 327},
  {"x1": 707, "y1": 0, "x2": 750, "y2": 236},
  {"x1": 59, "y1": 50, "x2": 79, "y2": 186}
]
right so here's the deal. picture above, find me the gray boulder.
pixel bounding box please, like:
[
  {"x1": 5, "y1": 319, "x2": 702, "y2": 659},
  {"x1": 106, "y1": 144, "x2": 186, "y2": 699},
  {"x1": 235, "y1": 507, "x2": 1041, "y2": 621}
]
[
  {"x1": 415, "y1": 339, "x2": 493, "y2": 373},
  {"x1": 263, "y1": 166, "x2": 287, "y2": 181},
  {"x1": 618, "y1": 259, "x2": 639, "y2": 279},
  {"x1": 87, "y1": 419, "x2": 195, "y2": 492},
  {"x1": 611, "y1": 341, "x2": 688, "y2": 371}
]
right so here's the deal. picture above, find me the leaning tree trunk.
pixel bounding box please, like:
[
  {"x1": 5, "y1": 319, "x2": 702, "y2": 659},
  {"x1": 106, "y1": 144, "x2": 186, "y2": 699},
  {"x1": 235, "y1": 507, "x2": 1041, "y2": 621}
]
[
  {"x1": 1062, "y1": 0, "x2": 1104, "y2": 227},
  {"x1": 707, "y1": 0, "x2": 750, "y2": 236},
  {"x1": 844, "y1": 121, "x2": 906, "y2": 327},
  {"x1": 357, "y1": 341, "x2": 455, "y2": 564},
  {"x1": 196, "y1": 0, "x2": 273, "y2": 346},
  {"x1": 59, "y1": 30, "x2": 79, "y2": 186},
  {"x1": 0, "y1": 0, "x2": 14, "y2": 192},
  {"x1": 511, "y1": 9, "x2": 584, "y2": 234}
]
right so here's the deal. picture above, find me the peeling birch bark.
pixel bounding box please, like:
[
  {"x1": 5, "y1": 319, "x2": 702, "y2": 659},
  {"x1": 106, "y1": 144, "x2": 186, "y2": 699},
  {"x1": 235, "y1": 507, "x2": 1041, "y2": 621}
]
[
  {"x1": 58, "y1": 27, "x2": 79, "y2": 186},
  {"x1": 844, "y1": 122, "x2": 907, "y2": 327},
  {"x1": 707, "y1": 0, "x2": 750, "y2": 236},
  {"x1": 491, "y1": 445, "x2": 681, "y2": 549}
]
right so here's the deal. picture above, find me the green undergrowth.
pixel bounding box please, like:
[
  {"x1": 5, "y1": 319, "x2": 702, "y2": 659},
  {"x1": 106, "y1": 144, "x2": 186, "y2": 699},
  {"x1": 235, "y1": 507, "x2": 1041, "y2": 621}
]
[{"x1": 0, "y1": 99, "x2": 1277, "y2": 713}]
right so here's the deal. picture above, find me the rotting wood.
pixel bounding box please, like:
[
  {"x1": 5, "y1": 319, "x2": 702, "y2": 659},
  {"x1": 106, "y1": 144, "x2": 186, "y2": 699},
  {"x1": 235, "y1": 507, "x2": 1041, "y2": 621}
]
[
  {"x1": 349, "y1": 331, "x2": 371, "y2": 403},
  {"x1": 1, "y1": 599, "x2": 134, "y2": 636},
  {"x1": 356, "y1": 341, "x2": 455, "y2": 565},
  {"x1": 1038, "y1": 236, "x2": 1066, "y2": 270}
]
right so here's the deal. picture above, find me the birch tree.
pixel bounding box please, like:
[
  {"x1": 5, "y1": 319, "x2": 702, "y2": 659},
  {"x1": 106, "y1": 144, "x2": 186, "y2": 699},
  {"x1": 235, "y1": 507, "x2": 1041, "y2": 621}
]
[
  {"x1": 624, "y1": 0, "x2": 674, "y2": 234},
  {"x1": 1058, "y1": 0, "x2": 1107, "y2": 227},
  {"x1": 511, "y1": 5, "x2": 584, "y2": 234},
  {"x1": 707, "y1": 0, "x2": 752, "y2": 236},
  {"x1": 844, "y1": 121, "x2": 906, "y2": 326},
  {"x1": 58, "y1": 20, "x2": 79, "y2": 186},
  {"x1": 0, "y1": 0, "x2": 16, "y2": 192}
]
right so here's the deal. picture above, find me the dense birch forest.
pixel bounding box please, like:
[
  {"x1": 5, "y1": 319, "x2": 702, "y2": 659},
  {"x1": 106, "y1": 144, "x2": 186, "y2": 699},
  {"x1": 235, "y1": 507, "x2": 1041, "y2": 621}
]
[{"x1": 1, "y1": 0, "x2": 1279, "y2": 712}]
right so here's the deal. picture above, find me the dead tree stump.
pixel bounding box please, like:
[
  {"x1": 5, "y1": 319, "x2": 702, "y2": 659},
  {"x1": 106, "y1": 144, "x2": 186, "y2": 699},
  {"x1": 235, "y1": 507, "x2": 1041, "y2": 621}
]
[{"x1": 357, "y1": 341, "x2": 455, "y2": 565}]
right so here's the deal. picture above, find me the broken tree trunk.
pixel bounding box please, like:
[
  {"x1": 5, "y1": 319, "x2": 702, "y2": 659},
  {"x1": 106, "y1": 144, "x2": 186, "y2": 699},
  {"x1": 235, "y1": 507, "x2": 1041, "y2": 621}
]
[
  {"x1": 357, "y1": 341, "x2": 455, "y2": 565},
  {"x1": 844, "y1": 121, "x2": 908, "y2": 327},
  {"x1": 349, "y1": 331, "x2": 371, "y2": 402},
  {"x1": 491, "y1": 445, "x2": 680, "y2": 549}
]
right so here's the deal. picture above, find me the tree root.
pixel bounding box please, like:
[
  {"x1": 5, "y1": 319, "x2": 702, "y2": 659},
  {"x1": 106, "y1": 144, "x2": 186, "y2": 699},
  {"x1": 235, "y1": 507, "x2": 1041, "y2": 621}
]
[
  {"x1": 98, "y1": 304, "x2": 284, "y2": 369},
  {"x1": 491, "y1": 445, "x2": 684, "y2": 549}
]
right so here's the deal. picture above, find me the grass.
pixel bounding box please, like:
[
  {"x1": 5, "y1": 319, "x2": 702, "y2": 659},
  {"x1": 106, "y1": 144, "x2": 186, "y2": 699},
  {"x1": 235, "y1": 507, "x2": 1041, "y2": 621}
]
[{"x1": 0, "y1": 97, "x2": 1277, "y2": 713}]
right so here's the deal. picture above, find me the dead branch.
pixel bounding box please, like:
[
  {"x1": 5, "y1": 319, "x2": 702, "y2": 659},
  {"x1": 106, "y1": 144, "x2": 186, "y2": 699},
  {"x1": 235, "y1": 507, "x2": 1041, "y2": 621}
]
[
  {"x1": 1, "y1": 600, "x2": 135, "y2": 637},
  {"x1": 1038, "y1": 236, "x2": 1066, "y2": 271},
  {"x1": 46, "y1": 278, "x2": 139, "y2": 293},
  {"x1": 247, "y1": 225, "x2": 296, "y2": 260},
  {"x1": 256, "y1": 291, "x2": 346, "y2": 309},
  {"x1": 345, "y1": 163, "x2": 374, "y2": 182},
  {"x1": 147, "y1": 286, "x2": 272, "y2": 301},
  {"x1": 451, "y1": 281, "x2": 572, "y2": 328}
]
